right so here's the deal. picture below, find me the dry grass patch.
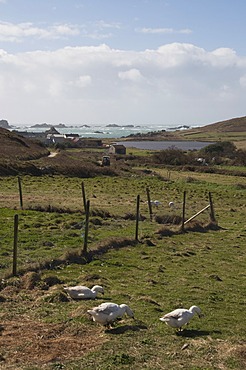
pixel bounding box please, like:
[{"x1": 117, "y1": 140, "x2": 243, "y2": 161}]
[
  {"x1": 0, "y1": 318, "x2": 106, "y2": 368},
  {"x1": 217, "y1": 341, "x2": 246, "y2": 370}
]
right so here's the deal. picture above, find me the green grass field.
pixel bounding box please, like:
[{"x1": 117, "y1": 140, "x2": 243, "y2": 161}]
[{"x1": 0, "y1": 168, "x2": 245, "y2": 369}]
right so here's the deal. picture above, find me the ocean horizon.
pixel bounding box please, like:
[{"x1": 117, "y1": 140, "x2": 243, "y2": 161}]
[{"x1": 12, "y1": 123, "x2": 193, "y2": 139}]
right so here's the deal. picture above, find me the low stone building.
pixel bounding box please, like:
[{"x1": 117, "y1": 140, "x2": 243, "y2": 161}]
[{"x1": 109, "y1": 144, "x2": 126, "y2": 155}]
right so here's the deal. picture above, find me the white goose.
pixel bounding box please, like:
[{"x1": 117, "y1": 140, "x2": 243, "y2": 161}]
[
  {"x1": 168, "y1": 201, "x2": 175, "y2": 209},
  {"x1": 87, "y1": 302, "x2": 134, "y2": 328},
  {"x1": 150, "y1": 200, "x2": 161, "y2": 208},
  {"x1": 160, "y1": 305, "x2": 202, "y2": 332},
  {"x1": 64, "y1": 285, "x2": 104, "y2": 299}
]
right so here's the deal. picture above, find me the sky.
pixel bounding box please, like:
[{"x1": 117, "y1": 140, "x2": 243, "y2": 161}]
[{"x1": 1, "y1": 0, "x2": 246, "y2": 128}]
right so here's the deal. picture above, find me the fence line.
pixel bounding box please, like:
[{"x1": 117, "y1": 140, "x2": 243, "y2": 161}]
[
  {"x1": 12, "y1": 214, "x2": 19, "y2": 276},
  {"x1": 135, "y1": 195, "x2": 140, "y2": 241},
  {"x1": 18, "y1": 177, "x2": 23, "y2": 210}
]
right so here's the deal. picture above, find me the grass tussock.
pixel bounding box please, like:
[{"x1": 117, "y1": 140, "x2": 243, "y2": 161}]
[
  {"x1": 123, "y1": 212, "x2": 146, "y2": 221},
  {"x1": 155, "y1": 213, "x2": 182, "y2": 224},
  {"x1": 20, "y1": 271, "x2": 41, "y2": 289},
  {"x1": 0, "y1": 271, "x2": 64, "y2": 294},
  {"x1": 26, "y1": 204, "x2": 81, "y2": 214},
  {"x1": 87, "y1": 237, "x2": 138, "y2": 259},
  {"x1": 91, "y1": 208, "x2": 112, "y2": 218},
  {"x1": 156, "y1": 226, "x2": 178, "y2": 237},
  {"x1": 156, "y1": 220, "x2": 220, "y2": 236},
  {"x1": 184, "y1": 220, "x2": 220, "y2": 233},
  {"x1": 42, "y1": 290, "x2": 70, "y2": 303},
  {"x1": 235, "y1": 183, "x2": 246, "y2": 190}
]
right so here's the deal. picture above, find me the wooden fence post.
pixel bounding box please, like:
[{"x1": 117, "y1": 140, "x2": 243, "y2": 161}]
[
  {"x1": 13, "y1": 214, "x2": 19, "y2": 276},
  {"x1": 184, "y1": 204, "x2": 210, "y2": 225},
  {"x1": 81, "y1": 181, "x2": 87, "y2": 213},
  {"x1": 18, "y1": 176, "x2": 23, "y2": 210},
  {"x1": 208, "y1": 192, "x2": 216, "y2": 223},
  {"x1": 181, "y1": 191, "x2": 186, "y2": 232},
  {"x1": 83, "y1": 200, "x2": 90, "y2": 254},
  {"x1": 135, "y1": 194, "x2": 140, "y2": 241},
  {"x1": 146, "y1": 187, "x2": 153, "y2": 221}
]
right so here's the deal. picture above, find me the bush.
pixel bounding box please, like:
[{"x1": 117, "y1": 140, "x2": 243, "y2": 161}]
[
  {"x1": 201, "y1": 141, "x2": 237, "y2": 159},
  {"x1": 153, "y1": 147, "x2": 195, "y2": 165},
  {"x1": 233, "y1": 149, "x2": 246, "y2": 165}
]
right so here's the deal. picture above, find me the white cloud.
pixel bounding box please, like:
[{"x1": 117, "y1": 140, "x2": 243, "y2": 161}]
[
  {"x1": 0, "y1": 43, "x2": 246, "y2": 126},
  {"x1": 207, "y1": 47, "x2": 238, "y2": 67},
  {"x1": 137, "y1": 27, "x2": 192, "y2": 35},
  {"x1": 0, "y1": 21, "x2": 80, "y2": 42},
  {"x1": 85, "y1": 31, "x2": 113, "y2": 40},
  {"x1": 0, "y1": 19, "x2": 121, "y2": 44},
  {"x1": 50, "y1": 24, "x2": 80, "y2": 37},
  {"x1": 239, "y1": 74, "x2": 246, "y2": 88},
  {"x1": 70, "y1": 75, "x2": 92, "y2": 88},
  {"x1": 118, "y1": 69, "x2": 143, "y2": 82},
  {"x1": 93, "y1": 20, "x2": 121, "y2": 30}
]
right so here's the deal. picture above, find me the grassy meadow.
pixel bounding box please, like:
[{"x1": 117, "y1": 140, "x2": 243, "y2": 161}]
[{"x1": 0, "y1": 166, "x2": 245, "y2": 369}]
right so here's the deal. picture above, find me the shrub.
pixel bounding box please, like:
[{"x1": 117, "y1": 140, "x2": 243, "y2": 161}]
[
  {"x1": 201, "y1": 141, "x2": 237, "y2": 159},
  {"x1": 153, "y1": 147, "x2": 194, "y2": 165},
  {"x1": 233, "y1": 149, "x2": 246, "y2": 165}
]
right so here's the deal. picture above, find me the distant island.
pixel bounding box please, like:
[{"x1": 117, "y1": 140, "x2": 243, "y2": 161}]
[
  {"x1": 106, "y1": 124, "x2": 134, "y2": 128},
  {"x1": 30, "y1": 123, "x2": 72, "y2": 129},
  {"x1": 0, "y1": 120, "x2": 142, "y2": 130}
]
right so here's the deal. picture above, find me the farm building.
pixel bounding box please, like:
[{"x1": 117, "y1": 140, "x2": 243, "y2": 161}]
[
  {"x1": 109, "y1": 144, "x2": 126, "y2": 155},
  {"x1": 13, "y1": 127, "x2": 103, "y2": 148}
]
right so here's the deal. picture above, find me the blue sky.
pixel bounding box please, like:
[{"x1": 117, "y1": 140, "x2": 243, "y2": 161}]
[{"x1": 1, "y1": 0, "x2": 246, "y2": 127}]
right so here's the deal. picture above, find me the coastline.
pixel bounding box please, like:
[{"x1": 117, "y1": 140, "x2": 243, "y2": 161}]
[{"x1": 7, "y1": 123, "x2": 192, "y2": 140}]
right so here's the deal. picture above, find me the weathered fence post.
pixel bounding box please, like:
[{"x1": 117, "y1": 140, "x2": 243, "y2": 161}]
[
  {"x1": 208, "y1": 192, "x2": 216, "y2": 223},
  {"x1": 135, "y1": 194, "x2": 140, "y2": 241},
  {"x1": 181, "y1": 191, "x2": 186, "y2": 232},
  {"x1": 13, "y1": 214, "x2": 19, "y2": 276},
  {"x1": 146, "y1": 187, "x2": 153, "y2": 221},
  {"x1": 83, "y1": 200, "x2": 90, "y2": 254},
  {"x1": 184, "y1": 204, "x2": 210, "y2": 225},
  {"x1": 81, "y1": 181, "x2": 87, "y2": 213},
  {"x1": 18, "y1": 176, "x2": 23, "y2": 210}
]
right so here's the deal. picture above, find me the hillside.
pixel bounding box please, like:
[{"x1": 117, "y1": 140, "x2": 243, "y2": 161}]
[
  {"x1": 0, "y1": 127, "x2": 49, "y2": 160},
  {"x1": 183, "y1": 116, "x2": 246, "y2": 133},
  {"x1": 0, "y1": 128, "x2": 119, "y2": 177},
  {"x1": 122, "y1": 116, "x2": 246, "y2": 146},
  {"x1": 169, "y1": 116, "x2": 246, "y2": 149}
]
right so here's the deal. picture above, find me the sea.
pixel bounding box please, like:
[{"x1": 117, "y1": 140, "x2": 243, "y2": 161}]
[
  {"x1": 12, "y1": 123, "x2": 189, "y2": 139},
  {"x1": 12, "y1": 123, "x2": 212, "y2": 150}
]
